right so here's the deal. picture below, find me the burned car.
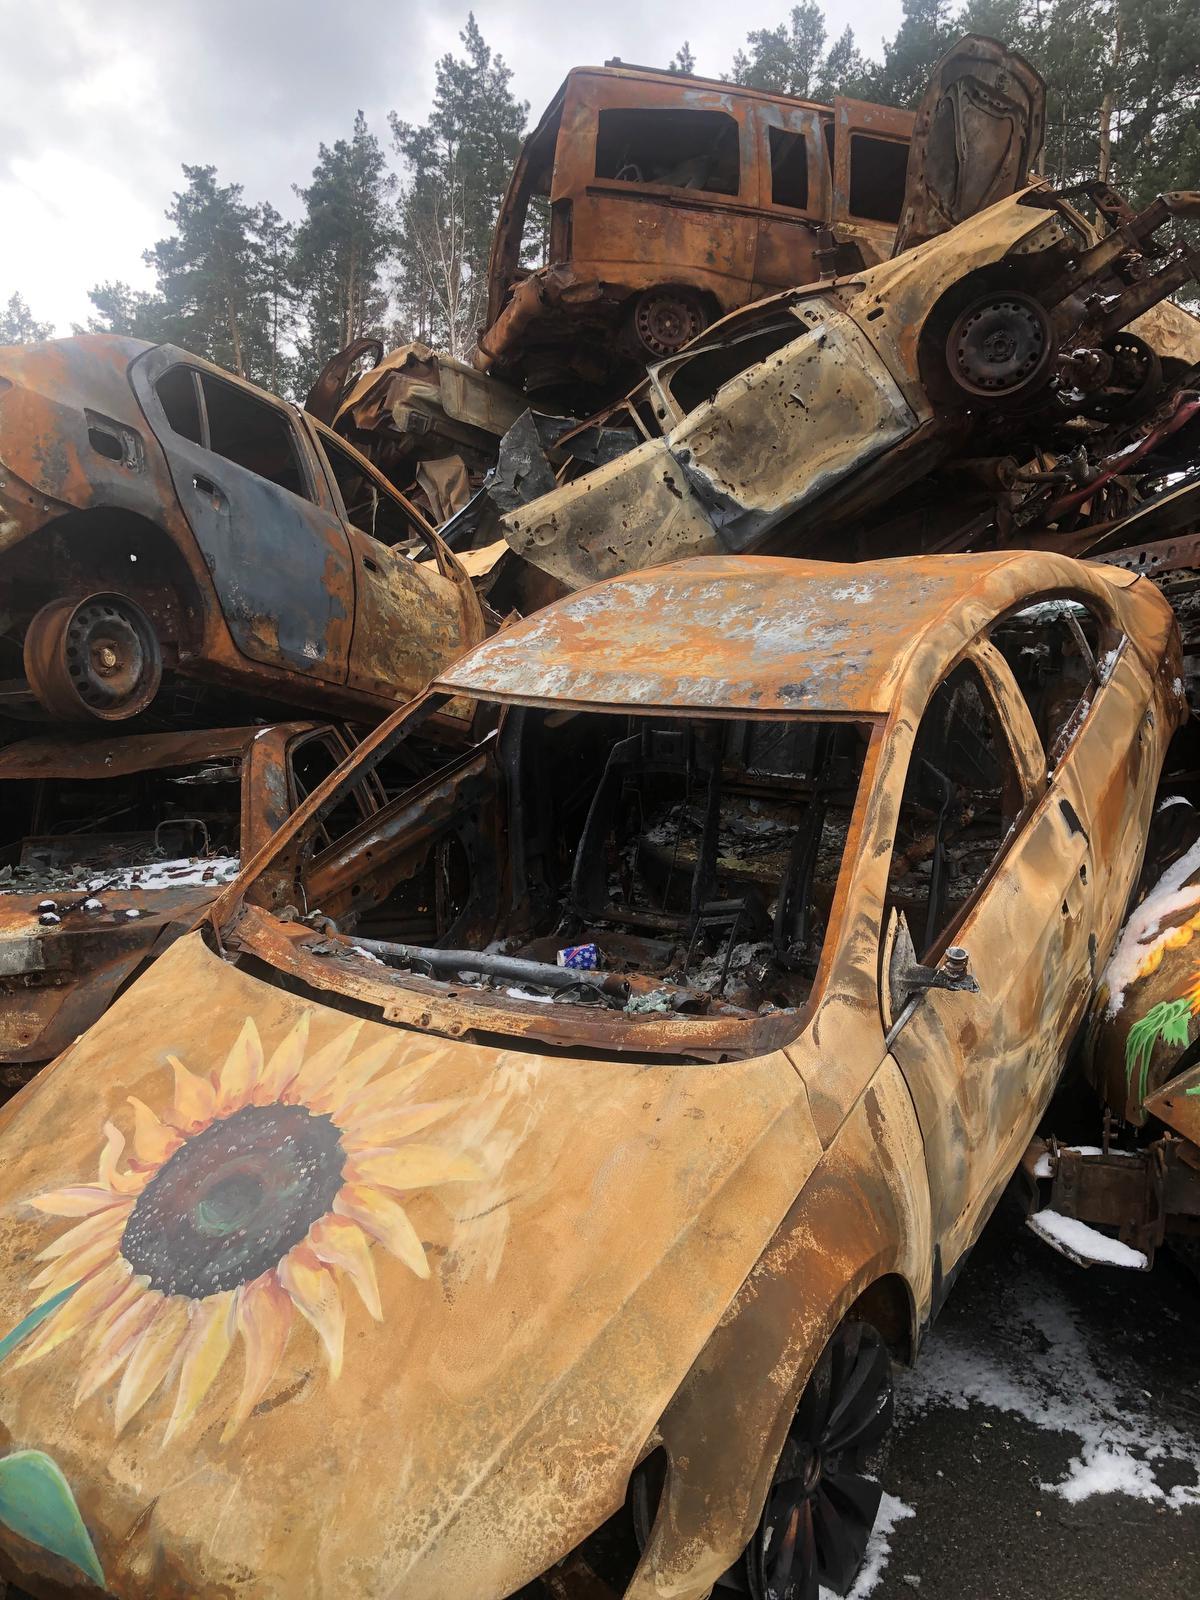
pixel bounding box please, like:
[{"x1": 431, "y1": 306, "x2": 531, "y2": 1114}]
[
  {"x1": 501, "y1": 185, "x2": 1200, "y2": 591},
  {"x1": 0, "y1": 721, "x2": 380, "y2": 1075},
  {"x1": 0, "y1": 335, "x2": 485, "y2": 724},
  {"x1": 0, "y1": 550, "x2": 1180, "y2": 1600}
]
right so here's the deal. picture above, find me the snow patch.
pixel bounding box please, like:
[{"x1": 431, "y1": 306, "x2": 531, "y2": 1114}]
[
  {"x1": 1157, "y1": 794, "x2": 1190, "y2": 813},
  {"x1": 819, "y1": 1492, "x2": 914, "y2": 1600},
  {"x1": 352, "y1": 945, "x2": 386, "y2": 966},
  {"x1": 504, "y1": 986, "x2": 555, "y2": 1004},
  {"x1": 1032, "y1": 1144, "x2": 1140, "y2": 1178},
  {"x1": 897, "y1": 1270, "x2": 1200, "y2": 1508},
  {"x1": 1027, "y1": 1209, "x2": 1148, "y2": 1270},
  {"x1": 1101, "y1": 832, "x2": 1200, "y2": 1016}
]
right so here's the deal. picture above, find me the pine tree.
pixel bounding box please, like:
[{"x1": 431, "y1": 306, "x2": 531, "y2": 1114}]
[
  {"x1": 872, "y1": 0, "x2": 957, "y2": 106},
  {"x1": 84, "y1": 281, "x2": 165, "y2": 340},
  {"x1": 391, "y1": 15, "x2": 528, "y2": 358},
  {"x1": 669, "y1": 42, "x2": 697, "y2": 75},
  {"x1": 1, "y1": 292, "x2": 54, "y2": 344},
  {"x1": 729, "y1": 9, "x2": 872, "y2": 101},
  {"x1": 143, "y1": 165, "x2": 274, "y2": 380},
  {"x1": 292, "y1": 111, "x2": 397, "y2": 389},
  {"x1": 255, "y1": 202, "x2": 299, "y2": 395}
]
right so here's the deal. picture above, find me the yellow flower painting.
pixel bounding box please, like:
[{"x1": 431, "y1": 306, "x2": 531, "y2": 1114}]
[{"x1": 10, "y1": 1015, "x2": 482, "y2": 1443}]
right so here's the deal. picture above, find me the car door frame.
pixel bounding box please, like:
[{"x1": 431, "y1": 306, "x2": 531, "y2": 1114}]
[
  {"x1": 130, "y1": 348, "x2": 355, "y2": 683},
  {"x1": 875, "y1": 631, "x2": 1101, "y2": 1286}
]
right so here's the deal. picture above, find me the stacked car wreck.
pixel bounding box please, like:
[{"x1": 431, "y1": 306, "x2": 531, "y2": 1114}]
[{"x1": 3, "y1": 30, "x2": 1200, "y2": 1600}]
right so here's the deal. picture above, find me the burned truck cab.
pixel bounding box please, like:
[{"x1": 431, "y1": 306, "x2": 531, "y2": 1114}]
[{"x1": 475, "y1": 62, "x2": 915, "y2": 401}]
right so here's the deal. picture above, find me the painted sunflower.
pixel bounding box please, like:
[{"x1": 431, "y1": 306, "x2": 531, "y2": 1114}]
[{"x1": 12, "y1": 1015, "x2": 482, "y2": 1443}]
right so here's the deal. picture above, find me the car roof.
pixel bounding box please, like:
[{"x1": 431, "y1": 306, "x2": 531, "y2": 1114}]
[{"x1": 436, "y1": 553, "x2": 1105, "y2": 716}]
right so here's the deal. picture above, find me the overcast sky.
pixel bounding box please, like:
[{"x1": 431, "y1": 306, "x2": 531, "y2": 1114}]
[{"x1": 0, "y1": 0, "x2": 906, "y2": 334}]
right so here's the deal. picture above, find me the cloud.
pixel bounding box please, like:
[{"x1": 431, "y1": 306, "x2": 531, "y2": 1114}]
[{"x1": 1, "y1": 0, "x2": 905, "y2": 333}]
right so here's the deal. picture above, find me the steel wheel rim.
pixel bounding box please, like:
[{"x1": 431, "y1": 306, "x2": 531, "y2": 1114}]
[
  {"x1": 947, "y1": 291, "x2": 1053, "y2": 398},
  {"x1": 634, "y1": 292, "x2": 706, "y2": 358},
  {"x1": 24, "y1": 592, "x2": 162, "y2": 721}
]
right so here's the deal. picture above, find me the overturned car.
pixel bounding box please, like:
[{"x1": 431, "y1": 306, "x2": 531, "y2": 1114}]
[
  {"x1": 501, "y1": 184, "x2": 1200, "y2": 591},
  {"x1": 0, "y1": 550, "x2": 1180, "y2": 1599}
]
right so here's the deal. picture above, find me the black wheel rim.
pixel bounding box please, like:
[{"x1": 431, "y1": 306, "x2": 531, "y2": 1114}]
[
  {"x1": 948, "y1": 292, "x2": 1053, "y2": 398},
  {"x1": 745, "y1": 1323, "x2": 893, "y2": 1600}
]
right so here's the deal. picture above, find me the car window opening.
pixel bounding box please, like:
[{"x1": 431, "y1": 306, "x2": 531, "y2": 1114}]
[
  {"x1": 663, "y1": 319, "x2": 807, "y2": 415},
  {"x1": 594, "y1": 107, "x2": 740, "y2": 197},
  {"x1": 848, "y1": 133, "x2": 909, "y2": 224},
  {"x1": 769, "y1": 127, "x2": 810, "y2": 210},
  {"x1": 886, "y1": 660, "x2": 1023, "y2": 960},
  {"x1": 990, "y1": 597, "x2": 1114, "y2": 768},
  {"x1": 199, "y1": 375, "x2": 311, "y2": 500},
  {"x1": 319, "y1": 431, "x2": 426, "y2": 552},
  {"x1": 294, "y1": 707, "x2": 871, "y2": 1043}
]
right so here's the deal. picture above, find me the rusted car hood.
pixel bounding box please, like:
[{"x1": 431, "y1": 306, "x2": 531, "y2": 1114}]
[{"x1": 0, "y1": 932, "x2": 817, "y2": 1599}]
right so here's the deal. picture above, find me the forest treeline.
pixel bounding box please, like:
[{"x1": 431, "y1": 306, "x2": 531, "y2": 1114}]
[{"x1": 3, "y1": 1, "x2": 1197, "y2": 396}]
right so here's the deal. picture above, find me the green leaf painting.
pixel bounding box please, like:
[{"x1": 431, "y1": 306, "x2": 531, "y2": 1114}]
[
  {"x1": 0, "y1": 1450, "x2": 104, "y2": 1586},
  {"x1": 1125, "y1": 997, "x2": 1194, "y2": 1107},
  {"x1": 0, "y1": 1282, "x2": 77, "y2": 1368}
]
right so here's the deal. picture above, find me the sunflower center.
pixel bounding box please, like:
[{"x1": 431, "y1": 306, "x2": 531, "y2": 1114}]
[{"x1": 121, "y1": 1103, "x2": 346, "y2": 1298}]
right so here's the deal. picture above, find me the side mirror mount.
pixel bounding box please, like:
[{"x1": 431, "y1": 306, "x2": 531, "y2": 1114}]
[{"x1": 884, "y1": 909, "x2": 979, "y2": 1044}]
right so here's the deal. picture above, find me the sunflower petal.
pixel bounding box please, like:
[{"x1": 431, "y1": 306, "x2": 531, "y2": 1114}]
[
  {"x1": 27, "y1": 1185, "x2": 125, "y2": 1219},
  {"x1": 282, "y1": 1020, "x2": 363, "y2": 1107},
  {"x1": 165, "y1": 1054, "x2": 217, "y2": 1133},
  {"x1": 344, "y1": 1145, "x2": 484, "y2": 1194},
  {"x1": 127, "y1": 1097, "x2": 183, "y2": 1168},
  {"x1": 97, "y1": 1122, "x2": 146, "y2": 1197},
  {"x1": 163, "y1": 1292, "x2": 236, "y2": 1445},
  {"x1": 79, "y1": 1274, "x2": 146, "y2": 1353},
  {"x1": 334, "y1": 1185, "x2": 430, "y2": 1280},
  {"x1": 328, "y1": 1056, "x2": 439, "y2": 1123},
  {"x1": 221, "y1": 1274, "x2": 293, "y2": 1442},
  {"x1": 215, "y1": 1017, "x2": 264, "y2": 1114},
  {"x1": 114, "y1": 1297, "x2": 188, "y2": 1434},
  {"x1": 30, "y1": 1229, "x2": 130, "y2": 1296},
  {"x1": 12, "y1": 1261, "x2": 133, "y2": 1370},
  {"x1": 277, "y1": 1246, "x2": 345, "y2": 1380},
  {"x1": 76, "y1": 1290, "x2": 161, "y2": 1406},
  {"x1": 306, "y1": 1037, "x2": 399, "y2": 1117},
  {"x1": 34, "y1": 1200, "x2": 133, "y2": 1262},
  {"x1": 253, "y1": 1013, "x2": 311, "y2": 1105},
  {"x1": 309, "y1": 1215, "x2": 382, "y2": 1320},
  {"x1": 339, "y1": 1099, "x2": 459, "y2": 1152}
]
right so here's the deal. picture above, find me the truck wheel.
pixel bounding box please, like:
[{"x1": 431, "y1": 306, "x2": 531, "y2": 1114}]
[
  {"x1": 24, "y1": 592, "x2": 162, "y2": 722},
  {"x1": 744, "y1": 1320, "x2": 894, "y2": 1599},
  {"x1": 943, "y1": 289, "x2": 1055, "y2": 404},
  {"x1": 631, "y1": 289, "x2": 708, "y2": 359}
]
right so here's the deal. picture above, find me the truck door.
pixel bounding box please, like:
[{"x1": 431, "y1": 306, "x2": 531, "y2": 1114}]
[
  {"x1": 131, "y1": 349, "x2": 354, "y2": 681},
  {"x1": 881, "y1": 641, "x2": 1095, "y2": 1279},
  {"x1": 749, "y1": 100, "x2": 832, "y2": 299}
]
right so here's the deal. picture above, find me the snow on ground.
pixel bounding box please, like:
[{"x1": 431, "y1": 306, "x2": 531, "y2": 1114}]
[
  {"x1": 820, "y1": 1493, "x2": 915, "y2": 1600},
  {"x1": 895, "y1": 1262, "x2": 1200, "y2": 1509}
]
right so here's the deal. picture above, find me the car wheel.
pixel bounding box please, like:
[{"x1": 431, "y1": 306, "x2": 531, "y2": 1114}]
[
  {"x1": 23, "y1": 591, "x2": 163, "y2": 722},
  {"x1": 944, "y1": 289, "x2": 1055, "y2": 403},
  {"x1": 743, "y1": 1320, "x2": 894, "y2": 1600}
]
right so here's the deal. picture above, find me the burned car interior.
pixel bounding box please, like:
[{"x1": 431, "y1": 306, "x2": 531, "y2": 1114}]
[
  {"x1": 237, "y1": 702, "x2": 873, "y2": 1058},
  {"x1": 3, "y1": 751, "x2": 244, "y2": 891}
]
